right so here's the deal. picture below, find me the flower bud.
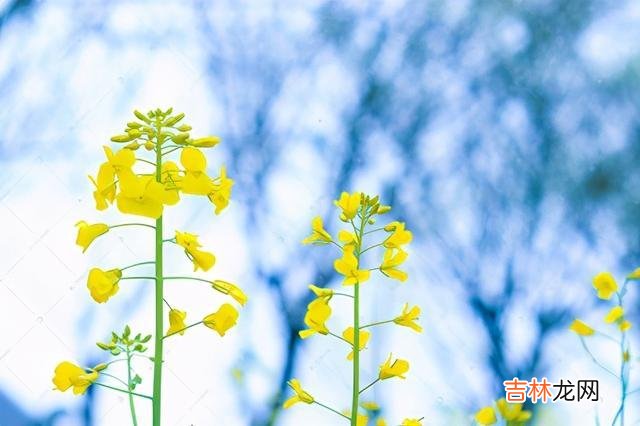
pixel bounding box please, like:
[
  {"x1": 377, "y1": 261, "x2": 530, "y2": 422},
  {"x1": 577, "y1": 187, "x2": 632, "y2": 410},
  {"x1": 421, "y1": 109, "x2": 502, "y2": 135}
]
[
  {"x1": 134, "y1": 110, "x2": 151, "y2": 123},
  {"x1": 125, "y1": 141, "x2": 140, "y2": 150},
  {"x1": 172, "y1": 133, "x2": 190, "y2": 145},
  {"x1": 164, "y1": 112, "x2": 185, "y2": 127},
  {"x1": 191, "y1": 136, "x2": 220, "y2": 148},
  {"x1": 110, "y1": 134, "x2": 134, "y2": 143}
]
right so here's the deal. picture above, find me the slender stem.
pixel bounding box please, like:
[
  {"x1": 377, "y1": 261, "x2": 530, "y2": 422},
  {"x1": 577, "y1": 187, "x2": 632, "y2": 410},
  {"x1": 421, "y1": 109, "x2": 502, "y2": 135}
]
[
  {"x1": 613, "y1": 282, "x2": 629, "y2": 426},
  {"x1": 351, "y1": 212, "x2": 367, "y2": 426},
  {"x1": 333, "y1": 292, "x2": 354, "y2": 299},
  {"x1": 152, "y1": 119, "x2": 165, "y2": 426},
  {"x1": 126, "y1": 348, "x2": 138, "y2": 426},
  {"x1": 579, "y1": 337, "x2": 618, "y2": 379},
  {"x1": 360, "y1": 243, "x2": 383, "y2": 254},
  {"x1": 100, "y1": 371, "x2": 130, "y2": 388},
  {"x1": 163, "y1": 276, "x2": 211, "y2": 285},
  {"x1": 121, "y1": 261, "x2": 155, "y2": 271},
  {"x1": 328, "y1": 331, "x2": 352, "y2": 345},
  {"x1": 110, "y1": 223, "x2": 156, "y2": 230},
  {"x1": 94, "y1": 382, "x2": 152, "y2": 400},
  {"x1": 330, "y1": 240, "x2": 343, "y2": 251},
  {"x1": 359, "y1": 378, "x2": 379, "y2": 394},
  {"x1": 363, "y1": 227, "x2": 385, "y2": 235},
  {"x1": 361, "y1": 319, "x2": 395, "y2": 329},
  {"x1": 313, "y1": 401, "x2": 351, "y2": 420},
  {"x1": 163, "y1": 321, "x2": 204, "y2": 339},
  {"x1": 162, "y1": 146, "x2": 182, "y2": 156},
  {"x1": 121, "y1": 277, "x2": 157, "y2": 281},
  {"x1": 137, "y1": 158, "x2": 157, "y2": 166}
]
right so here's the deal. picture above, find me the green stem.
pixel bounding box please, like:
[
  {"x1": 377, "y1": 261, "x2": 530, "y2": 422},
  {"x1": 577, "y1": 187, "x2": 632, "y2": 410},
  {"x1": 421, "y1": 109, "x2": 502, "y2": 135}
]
[
  {"x1": 121, "y1": 261, "x2": 155, "y2": 271},
  {"x1": 328, "y1": 331, "x2": 352, "y2": 345},
  {"x1": 579, "y1": 337, "x2": 618, "y2": 379},
  {"x1": 360, "y1": 243, "x2": 383, "y2": 254},
  {"x1": 350, "y1": 212, "x2": 367, "y2": 426},
  {"x1": 137, "y1": 158, "x2": 157, "y2": 166},
  {"x1": 109, "y1": 223, "x2": 156, "y2": 230},
  {"x1": 120, "y1": 277, "x2": 157, "y2": 281},
  {"x1": 163, "y1": 276, "x2": 211, "y2": 285},
  {"x1": 94, "y1": 382, "x2": 152, "y2": 400},
  {"x1": 163, "y1": 321, "x2": 204, "y2": 339},
  {"x1": 126, "y1": 348, "x2": 138, "y2": 426},
  {"x1": 313, "y1": 401, "x2": 351, "y2": 420},
  {"x1": 152, "y1": 119, "x2": 165, "y2": 426},
  {"x1": 162, "y1": 146, "x2": 183, "y2": 156},
  {"x1": 359, "y1": 378, "x2": 379, "y2": 394},
  {"x1": 361, "y1": 319, "x2": 395, "y2": 329}
]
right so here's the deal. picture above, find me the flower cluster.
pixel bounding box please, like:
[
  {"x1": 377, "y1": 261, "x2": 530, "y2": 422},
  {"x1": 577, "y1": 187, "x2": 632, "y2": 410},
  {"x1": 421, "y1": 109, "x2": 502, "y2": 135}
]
[
  {"x1": 53, "y1": 108, "x2": 246, "y2": 426},
  {"x1": 285, "y1": 192, "x2": 423, "y2": 425},
  {"x1": 569, "y1": 269, "x2": 637, "y2": 424},
  {"x1": 475, "y1": 399, "x2": 531, "y2": 425}
]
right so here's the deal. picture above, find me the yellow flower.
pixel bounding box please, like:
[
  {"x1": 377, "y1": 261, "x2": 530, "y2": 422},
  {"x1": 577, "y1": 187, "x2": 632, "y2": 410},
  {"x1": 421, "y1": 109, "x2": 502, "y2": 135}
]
[
  {"x1": 380, "y1": 248, "x2": 408, "y2": 282},
  {"x1": 207, "y1": 166, "x2": 234, "y2": 214},
  {"x1": 378, "y1": 354, "x2": 410, "y2": 380},
  {"x1": 342, "y1": 326, "x2": 370, "y2": 360},
  {"x1": 302, "y1": 216, "x2": 333, "y2": 245},
  {"x1": 475, "y1": 406, "x2": 497, "y2": 425},
  {"x1": 308, "y1": 284, "x2": 333, "y2": 300},
  {"x1": 401, "y1": 419, "x2": 422, "y2": 426},
  {"x1": 75, "y1": 221, "x2": 109, "y2": 252},
  {"x1": 604, "y1": 306, "x2": 624, "y2": 323},
  {"x1": 87, "y1": 268, "x2": 121, "y2": 303},
  {"x1": 52, "y1": 361, "x2": 98, "y2": 395},
  {"x1": 189, "y1": 248, "x2": 216, "y2": 272},
  {"x1": 180, "y1": 147, "x2": 215, "y2": 195},
  {"x1": 620, "y1": 320, "x2": 632, "y2": 332},
  {"x1": 175, "y1": 230, "x2": 216, "y2": 272},
  {"x1": 377, "y1": 419, "x2": 388, "y2": 426},
  {"x1": 88, "y1": 163, "x2": 116, "y2": 210},
  {"x1": 175, "y1": 230, "x2": 201, "y2": 249},
  {"x1": 338, "y1": 230, "x2": 358, "y2": 246},
  {"x1": 299, "y1": 298, "x2": 332, "y2": 338},
  {"x1": 203, "y1": 303, "x2": 238, "y2": 336},
  {"x1": 569, "y1": 319, "x2": 594, "y2": 336},
  {"x1": 103, "y1": 146, "x2": 135, "y2": 172},
  {"x1": 360, "y1": 401, "x2": 380, "y2": 411},
  {"x1": 335, "y1": 191, "x2": 362, "y2": 221},
  {"x1": 383, "y1": 221, "x2": 412, "y2": 249},
  {"x1": 166, "y1": 309, "x2": 187, "y2": 336},
  {"x1": 393, "y1": 304, "x2": 422, "y2": 333},
  {"x1": 116, "y1": 173, "x2": 165, "y2": 219},
  {"x1": 211, "y1": 280, "x2": 248, "y2": 306},
  {"x1": 283, "y1": 379, "x2": 314, "y2": 408},
  {"x1": 627, "y1": 267, "x2": 640, "y2": 280},
  {"x1": 592, "y1": 272, "x2": 618, "y2": 300},
  {"x1": 357, "y1": 414, "x2": 368, "y2": 426},
  {"x1": 90, "y1": 146, "x2": 136, "y2": 210},
  {"x1": 496, "y1": 398, "x2": 531, "y2": 422},
  {"x1": 334, "y1": 246, "x2": 370, "y2": 286}
]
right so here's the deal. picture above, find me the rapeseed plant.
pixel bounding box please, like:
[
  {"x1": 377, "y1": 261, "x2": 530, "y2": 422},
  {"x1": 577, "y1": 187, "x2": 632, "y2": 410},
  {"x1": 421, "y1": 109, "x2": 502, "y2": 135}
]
[
  {"x1": 52, "y1": 108, "x2": 246, "y2": 426},
  {"x1": 284, "y1": 192, "x2": 423, "y2": 426},
  {"x1": 570, "y1": 269, "x2": 637, "y2": 425}
]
